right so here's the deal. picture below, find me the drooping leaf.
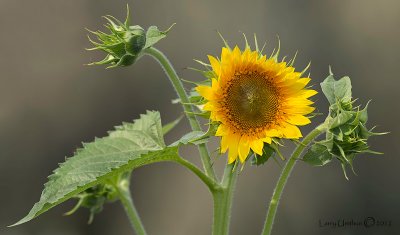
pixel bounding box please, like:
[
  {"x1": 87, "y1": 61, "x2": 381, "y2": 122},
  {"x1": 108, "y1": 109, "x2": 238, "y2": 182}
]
[{"x1": 11, "y1": 111, "x2": 182, "y2": 226}]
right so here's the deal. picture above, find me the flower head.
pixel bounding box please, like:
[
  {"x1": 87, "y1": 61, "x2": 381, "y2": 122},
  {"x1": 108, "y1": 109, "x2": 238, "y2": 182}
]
[{"x1": 196, "y1": 39, "x2": 317, "y2": 163}]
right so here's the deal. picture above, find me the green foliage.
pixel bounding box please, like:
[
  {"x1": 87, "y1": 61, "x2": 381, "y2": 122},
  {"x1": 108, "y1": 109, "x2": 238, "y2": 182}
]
[
  {"x1": 303, "y1": 71, "x2": 387, "y2": 179},
  {"x1": 11, "y1": 111, "x2": 188, "y2": 226},
  {"x1": 87, "y1": 6, "x2": 173, "y2": 68}
]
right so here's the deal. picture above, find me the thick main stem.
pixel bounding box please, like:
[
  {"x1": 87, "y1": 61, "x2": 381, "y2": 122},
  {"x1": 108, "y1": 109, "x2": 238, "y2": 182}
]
[
  {"x1": 115, "y1": 173, "x2": 147, "y2": 235},
  {"x1": 212, "y1": 163, "x2": 238, "y2": 235},
  {"x1": 261, "y1": 125, "x2": 325, "y2": 235},
  {"x1": 143, "y1": 47, "x2": 216, "y2": 180}
]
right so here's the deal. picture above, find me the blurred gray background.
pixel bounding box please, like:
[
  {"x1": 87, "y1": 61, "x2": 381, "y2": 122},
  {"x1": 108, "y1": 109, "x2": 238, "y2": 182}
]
[{"x1": 1, "y1": 0, "x2": 399, "y2": 235}]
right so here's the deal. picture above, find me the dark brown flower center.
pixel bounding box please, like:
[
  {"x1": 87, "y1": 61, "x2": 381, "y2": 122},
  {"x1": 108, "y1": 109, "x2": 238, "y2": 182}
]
[{"x1": 223, "y1": 72, "x2": 280, "y2": 133}]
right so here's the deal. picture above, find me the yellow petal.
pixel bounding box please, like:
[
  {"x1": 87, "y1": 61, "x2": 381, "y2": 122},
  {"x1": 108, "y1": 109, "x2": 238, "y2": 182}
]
[
  {"x1": 221, "y1": 47, "x2": 231, "y2": 62},
  {"x1": 286, "y1": 115, "x2": 311, "y2": 126},
  {"x1": 281, "y1": 124, "x2": 302, "y2": 139},
  {"x1": 265, "y1": 129, "x2": 282, "y2": 138},
  {"x1": 208, "y1": 55, "x2": 221, "y2": 76},
  {"x1": 284, "y1": 97, "x2": 314, "y2": 106},
  {"x1": 261, "y1": 136, "x2": 272, "y2": 144},
  {"x1": 203, "y1": 102, "x2": 214, "y2": 111},
  {"x1": 220, "y1": 135, "x2": 229, "y2": 153},
  {"x1": 297, "y1": 89, "x2": 318, "y2": 98},
  {"x1": 216, "y1": 125, "x2": 227, "y2": 136},
  {"x1": 196, "y1": 85, "x2": 214, "y2": 100},
  {"x1": 283, "y1": 105, "x2": 315, "y2": 115},
  {"x1": 250, "y1": 139, "x2": 264, "y2": 156},
  {"x1": 227, "y1": 134, "x2": 240, "y2": 163},
  {"x1": 211, "y1": 78, "x2": 221, "y2": 93},
  {"x1": 238, "y1": 136, "x2": 250, "y2": 163}
]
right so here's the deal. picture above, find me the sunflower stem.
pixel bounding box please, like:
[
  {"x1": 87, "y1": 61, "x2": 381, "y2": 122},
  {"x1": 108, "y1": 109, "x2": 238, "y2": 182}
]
[
  {"x1": 261, "y1": 124, "x2": 326, "y2": 235},
  {"x1": 212, "y1": 162, "x2": 238, "y2": 235},
  {"x1": 174, "y1": 156, "x2": 220, "y2": 191},
  {"x1": 114, "y1": 172, "x2": 147, "y2": 235},
  {"x1": 143, "y1": 47, "x2": 216, "y2": 181}
]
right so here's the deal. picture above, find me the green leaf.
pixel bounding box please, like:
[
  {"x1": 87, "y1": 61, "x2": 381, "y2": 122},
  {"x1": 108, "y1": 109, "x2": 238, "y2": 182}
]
[
  {"x1": 144, "y1": 24, "x2": 175, "y2": 49},
  {"x1": 303, "y1": 143, "x2": 333, "y2": 166},
  {"x1": 320, "y1": 71, "x2": 352, "y2": 105},
  {"x1": 11, "y1": 111, "x2": 181, "y2": 226}
]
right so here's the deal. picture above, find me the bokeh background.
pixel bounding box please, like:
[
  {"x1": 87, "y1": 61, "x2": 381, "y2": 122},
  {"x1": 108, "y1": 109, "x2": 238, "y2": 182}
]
[{"x1": 1, "y1": 0, "x2": 399, "y2": 235}]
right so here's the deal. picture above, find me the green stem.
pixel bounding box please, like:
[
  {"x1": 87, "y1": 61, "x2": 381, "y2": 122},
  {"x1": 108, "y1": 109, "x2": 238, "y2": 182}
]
[
  {"x1": 175, "y1": 157, "x2": 220, "y2": 191},
  {"x1": 261, "y1": 125, "x2": 326, "y2": 235},
  {"x1": 143, "y1": 47, "x2": 216, "y2": 180},
  {"x1": 115, "y1": 172, "x2": 147, "y2": 235},
  {"x1": 212, "y1": 163, "x2": 238, "y2": 235}
]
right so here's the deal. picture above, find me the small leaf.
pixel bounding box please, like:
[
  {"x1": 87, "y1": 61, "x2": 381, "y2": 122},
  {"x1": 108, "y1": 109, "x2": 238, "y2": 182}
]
[
  {"x1": 144, "y1": 24, "x2": 175, "y2": 49},
  {"x1": 303, "y1": 143, "x2": 333, "y2": 166},
  {"x1": 320, "y1": 71, "x2": 352, "y2": 105}
]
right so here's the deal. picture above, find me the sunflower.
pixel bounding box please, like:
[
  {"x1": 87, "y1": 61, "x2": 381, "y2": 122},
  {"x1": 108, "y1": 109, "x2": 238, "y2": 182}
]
[{"x1": 196, "y1": 42, "x2": 317, "y2": 164}]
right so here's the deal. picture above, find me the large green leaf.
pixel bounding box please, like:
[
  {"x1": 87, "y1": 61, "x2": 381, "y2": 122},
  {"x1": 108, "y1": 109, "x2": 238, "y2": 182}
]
[{"x1": 11, "y1": 111, "x2": 180, "y2": 226}]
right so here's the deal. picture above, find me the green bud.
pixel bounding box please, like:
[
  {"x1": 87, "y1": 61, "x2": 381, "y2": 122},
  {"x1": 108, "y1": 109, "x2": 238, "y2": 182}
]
[
  {"x1": 303, "y1": 70, "x2": 387, "y2": 179},
  {"x1": 87, "y1": 5, "x2": 174, "y2": 69},
  {"x1": 87, "y1": 7, "x2": 146, "y2": 68}
]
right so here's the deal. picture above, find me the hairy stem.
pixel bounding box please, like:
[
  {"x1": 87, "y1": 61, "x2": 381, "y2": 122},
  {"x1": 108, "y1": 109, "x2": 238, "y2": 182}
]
[
  {"x1": 261, "y1": 125, "x2": 326, "y2": 235},
  {"x1": 143, "y1": 47, "x2": 216, "y2": 180},
  {"x1": 115, "y1": 172, "x2": 147, "y2": 235},
  {"x1": 212, "y1": 163, "x2": 238, "y2": 235}
]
